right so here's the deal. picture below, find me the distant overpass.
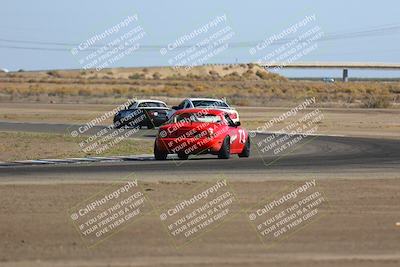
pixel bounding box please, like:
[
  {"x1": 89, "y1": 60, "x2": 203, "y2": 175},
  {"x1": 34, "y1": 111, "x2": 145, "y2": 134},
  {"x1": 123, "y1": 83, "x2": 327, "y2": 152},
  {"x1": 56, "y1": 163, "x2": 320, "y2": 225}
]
[{"x1": 259, "y1": 62, "x2": 400, "y2": 81}]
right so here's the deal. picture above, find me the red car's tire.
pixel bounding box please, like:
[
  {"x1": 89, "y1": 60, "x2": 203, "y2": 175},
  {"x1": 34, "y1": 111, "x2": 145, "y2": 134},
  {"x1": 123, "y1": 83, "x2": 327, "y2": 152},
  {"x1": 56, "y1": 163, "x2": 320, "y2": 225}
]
[
  {"x1": 218, "y1": 136, "x2": 231, "y2": 159},
  {"x1": 238, "y1": 137, "x2": 250, "y2": 158},
  {"x1": 154, "y1": 142, "x2": 167, "y2": 160}
]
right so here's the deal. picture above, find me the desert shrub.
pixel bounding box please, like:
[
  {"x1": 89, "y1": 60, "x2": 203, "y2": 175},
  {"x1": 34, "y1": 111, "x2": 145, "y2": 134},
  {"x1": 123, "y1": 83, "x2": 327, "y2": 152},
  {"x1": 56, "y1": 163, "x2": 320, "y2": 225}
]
[
  {"x1": 54, "y1": 87, "x2": 68, "y2": 96},
  {"x1": 186, "y1": 73, "x2": 201, "y2": 80},
  {"x1": 388, "y1": 87, "x2": 400, "y2": 94},
  {"x1": 209, "y1": 70, "x2": 219, "y2": 76},
  {"x1": 363, "y1": 94, "x2": 391, "y2": 108},
  {"x1": 128, "y1": 73, "x2": 144, "y2": 79},
  {"x1": 247, "y1": 63, "x2": 256, "y2": 69},
  {"x1": 255, "y1": 70, "x2": 284, "y2": 81},
  {"x1": 224, "y1": 72, "x2": 240, "y2": 80},
  {"x1": 112, "y1": 88, "x2": 124, "y2": 95},
  {"x1": 165, "y1": 74, "x2": 183, "y2": 80},
  {"x1": 242, "y1": 69, "x2": 254, "y2": 79},
  {"x1": 194, "y1": 84, "x2": 208, "y2": 92},
  {"x1": 255, "y1": 70, "x2": 269, "y2": 79},
  {"x1": 46, "y1": 70, "x2": 61, "y2": 77},
  {"x1": 365, "y1": 88, "x2": 376, "y2": 94},
  {"x1": 78, "y1": 88, "x2": 91, "y2": 96},
  {"x1": 152, "y1": 72, "x2": 162, "y2": 79}
]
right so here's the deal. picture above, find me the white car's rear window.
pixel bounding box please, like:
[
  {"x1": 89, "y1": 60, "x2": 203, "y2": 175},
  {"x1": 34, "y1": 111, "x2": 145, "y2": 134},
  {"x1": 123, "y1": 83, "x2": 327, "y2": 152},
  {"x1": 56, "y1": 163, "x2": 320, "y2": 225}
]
[
  {"x1": 192, "y1": 100, "x2": 229, "y2": 108},
  {"x1": 138, "y1": 102, "x2": 166, "y2": 108},
  {"x1": 172, "y1": 113, "x2": 222, "y2": 123}
]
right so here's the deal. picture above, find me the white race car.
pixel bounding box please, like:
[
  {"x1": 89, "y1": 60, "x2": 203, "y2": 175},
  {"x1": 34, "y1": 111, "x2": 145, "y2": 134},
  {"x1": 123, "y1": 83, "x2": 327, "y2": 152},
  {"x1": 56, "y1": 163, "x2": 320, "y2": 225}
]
[{"x1": 169, "y1": 98, "x2": 240, "y2": 123}]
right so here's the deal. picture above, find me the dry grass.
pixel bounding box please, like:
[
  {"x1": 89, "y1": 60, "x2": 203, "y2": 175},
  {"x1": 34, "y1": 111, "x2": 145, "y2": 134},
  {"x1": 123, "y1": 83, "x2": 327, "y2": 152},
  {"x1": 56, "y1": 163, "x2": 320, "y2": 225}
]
[
  {"x1": 0, "y1": 131, "x2": 153, "y2": 161},
  {"x1": 0, "y1": 64, "x2": 399, "y2": 108}
]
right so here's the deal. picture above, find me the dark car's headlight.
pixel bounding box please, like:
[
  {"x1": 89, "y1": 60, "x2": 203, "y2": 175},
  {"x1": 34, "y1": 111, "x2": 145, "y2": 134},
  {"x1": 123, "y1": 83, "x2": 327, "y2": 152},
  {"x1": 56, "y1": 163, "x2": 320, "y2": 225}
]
[{"x1": 113, "y1": 112, "x2": 121, "y2": 121}]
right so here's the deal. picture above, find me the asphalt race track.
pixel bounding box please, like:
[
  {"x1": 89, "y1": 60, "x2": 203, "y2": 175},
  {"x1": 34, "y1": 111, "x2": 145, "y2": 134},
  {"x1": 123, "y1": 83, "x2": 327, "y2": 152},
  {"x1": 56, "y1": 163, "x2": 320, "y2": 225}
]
[{"x1": 1, "y1": 122, "x2": 399, "y2": 182}]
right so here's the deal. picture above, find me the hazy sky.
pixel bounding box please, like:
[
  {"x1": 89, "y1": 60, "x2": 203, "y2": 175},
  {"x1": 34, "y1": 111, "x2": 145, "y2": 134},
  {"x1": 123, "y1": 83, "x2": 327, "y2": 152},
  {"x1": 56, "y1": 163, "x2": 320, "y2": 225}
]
[{"x1": 1, "y1": 0, "x2": 400, "y2": 77}]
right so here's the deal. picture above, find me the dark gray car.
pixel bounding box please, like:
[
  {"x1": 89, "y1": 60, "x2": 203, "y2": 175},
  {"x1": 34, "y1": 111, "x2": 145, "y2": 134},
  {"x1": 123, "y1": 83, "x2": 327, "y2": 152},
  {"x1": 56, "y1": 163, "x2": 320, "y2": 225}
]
[{"x1": 113, "y1": 100, "x2": 171, "y2": 129}]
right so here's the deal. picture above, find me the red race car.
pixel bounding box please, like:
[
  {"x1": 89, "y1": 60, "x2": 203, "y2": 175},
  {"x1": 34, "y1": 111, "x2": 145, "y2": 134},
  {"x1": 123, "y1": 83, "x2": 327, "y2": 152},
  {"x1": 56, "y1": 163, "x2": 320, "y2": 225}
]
[{"x1": 154, "y1": 108, "x2": 250, "y2": 160}]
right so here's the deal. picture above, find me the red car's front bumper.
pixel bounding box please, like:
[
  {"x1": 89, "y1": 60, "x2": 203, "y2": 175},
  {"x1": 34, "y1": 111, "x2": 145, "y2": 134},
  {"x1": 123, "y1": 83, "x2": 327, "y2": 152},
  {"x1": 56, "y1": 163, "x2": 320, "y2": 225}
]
[{"x1": 155, "y1": 137, "x2": 224, "y2": 155}]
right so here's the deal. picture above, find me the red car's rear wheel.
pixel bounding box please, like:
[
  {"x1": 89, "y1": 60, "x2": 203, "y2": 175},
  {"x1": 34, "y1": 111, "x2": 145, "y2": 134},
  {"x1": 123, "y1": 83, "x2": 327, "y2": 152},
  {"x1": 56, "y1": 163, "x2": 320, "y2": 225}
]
[
  {"x1": 238, "y1": 137, "x2": 250, "y2": 158},
  {"x1": 154, "y1": 142, "x2": 167, "y2": 160}
]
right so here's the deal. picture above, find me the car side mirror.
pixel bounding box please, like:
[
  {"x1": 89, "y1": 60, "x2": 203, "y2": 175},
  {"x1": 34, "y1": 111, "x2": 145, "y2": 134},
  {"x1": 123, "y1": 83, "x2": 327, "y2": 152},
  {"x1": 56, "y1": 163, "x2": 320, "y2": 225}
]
[
  {"x1": 234, "y1": 121, "x2": 241, "y2": 127},
  {"x1": 172, "y1": 106, "x2": 179, "y2": 110}
]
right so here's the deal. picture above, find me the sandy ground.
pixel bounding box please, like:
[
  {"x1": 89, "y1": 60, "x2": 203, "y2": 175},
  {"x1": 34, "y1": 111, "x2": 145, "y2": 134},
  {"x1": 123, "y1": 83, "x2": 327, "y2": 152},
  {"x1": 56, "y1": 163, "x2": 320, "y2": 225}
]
[{"x1": 0, "y1": 177, "x2": 399, "y2": 267}]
